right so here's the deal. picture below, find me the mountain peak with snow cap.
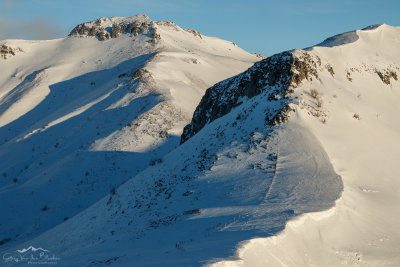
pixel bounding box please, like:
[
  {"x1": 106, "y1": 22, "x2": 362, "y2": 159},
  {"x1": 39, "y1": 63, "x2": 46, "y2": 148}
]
[
  {"x1": 68, "y1": 15, "x2": 204, "y2": 43},
  {"x1": 69, "y1": 15, "x2": 159, "y2": 42},
  {"x1": 182, "y1": 24, "x2": 400, "y2": 143}
]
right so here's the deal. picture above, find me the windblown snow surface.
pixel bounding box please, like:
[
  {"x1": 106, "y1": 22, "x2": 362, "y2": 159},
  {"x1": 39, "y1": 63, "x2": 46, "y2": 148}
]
[{"x1": 0, "y1": 21, "x2": 399, "y2": 267}]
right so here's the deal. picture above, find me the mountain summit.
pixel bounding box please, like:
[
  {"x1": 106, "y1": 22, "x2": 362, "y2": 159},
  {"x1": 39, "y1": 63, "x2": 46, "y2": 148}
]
[
  {"x1": 68, "y1": 15, "x2": 206, "y2": 44},
  {"x1": 69, "y1": 15, "x2": 158, "y2": 42}
]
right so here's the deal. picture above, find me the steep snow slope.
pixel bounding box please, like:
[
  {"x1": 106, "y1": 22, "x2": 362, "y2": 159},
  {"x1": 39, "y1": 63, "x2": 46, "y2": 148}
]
[
  {"x1": 213, "y1": 24, "x2": 400, "y2": 267},
  {"x1": 0, "y1": 65, "x2": 342, "y2": 266},
  {"x1": 0, "y1": 15, "x2": 259, "y2": 251}
]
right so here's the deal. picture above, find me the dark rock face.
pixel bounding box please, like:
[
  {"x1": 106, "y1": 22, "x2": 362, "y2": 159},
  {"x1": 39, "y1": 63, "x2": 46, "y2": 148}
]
[
  {"x1": 180, "y1": 50, "x2": 320, "y2": 143},
  {"x1": 290, "y1": 51, "x2": 320, "y2": 86}
]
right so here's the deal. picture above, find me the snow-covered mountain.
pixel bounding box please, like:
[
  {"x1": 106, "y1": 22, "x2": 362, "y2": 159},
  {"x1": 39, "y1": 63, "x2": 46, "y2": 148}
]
[
  {"x1": 0, "y1": 15, "x2": 259, "y2": 254},
  {"x1": 210, "y1": 24, "x2": 400, "y2": 267},
  {"x1": 1, "y1": 20, "x2": 400, "y2": 267}
]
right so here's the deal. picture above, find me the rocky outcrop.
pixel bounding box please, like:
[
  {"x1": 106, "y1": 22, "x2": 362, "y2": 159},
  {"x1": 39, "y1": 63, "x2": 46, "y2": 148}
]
[
  {"x1": 0, "y1": 44, "x2": 23, "y2": 60},
  {"x1": 180, "y1": 50, "x2": 321, "y2": 143},
  {"x1": 69, "y1": 16, "x2": 160, "y2": 43},
  {"x1": 69, "y1": 15, "x2": 205, "y2": 44},
  {"x1": 376, "y1": 68, "x2": 398, "y2": 85},
  {"x1": 183, "y1": 29, "x2": 202, "y2": 39}
]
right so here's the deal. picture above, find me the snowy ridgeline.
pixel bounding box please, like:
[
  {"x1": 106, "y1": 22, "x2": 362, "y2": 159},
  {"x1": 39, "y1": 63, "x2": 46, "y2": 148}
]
[{"x1": 0, "y1": 19, "x2": 400, "y2": 267}]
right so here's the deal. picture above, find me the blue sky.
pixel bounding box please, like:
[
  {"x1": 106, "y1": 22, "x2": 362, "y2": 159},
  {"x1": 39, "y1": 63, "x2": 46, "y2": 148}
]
[{"x1": 1, "y1": 0, "x2": 399, "y2": 56}]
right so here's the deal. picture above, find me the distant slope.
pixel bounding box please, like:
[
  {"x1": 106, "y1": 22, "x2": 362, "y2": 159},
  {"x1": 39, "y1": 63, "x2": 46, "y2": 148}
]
[{"x1": 0, "y1": 15, "x2": 259, "y2": 251}]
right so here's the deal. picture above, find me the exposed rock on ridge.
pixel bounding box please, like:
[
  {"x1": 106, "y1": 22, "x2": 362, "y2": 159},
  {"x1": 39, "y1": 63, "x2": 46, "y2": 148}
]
[
  {"x1": 68, "y1": 15, "x2": 203, "y2": 43},
  {"x1": 181, "y1": 23, "x2": 399, "y2": 144},
  {"x1": 0, "y1": 44, "x2": 23, "y2": 60},
  {"x1": 69, "y1": 15, "x2": 160, "y2": 43},
  {"x1": 181, "y1": 50, "x2": 322, "y2": 143}
]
